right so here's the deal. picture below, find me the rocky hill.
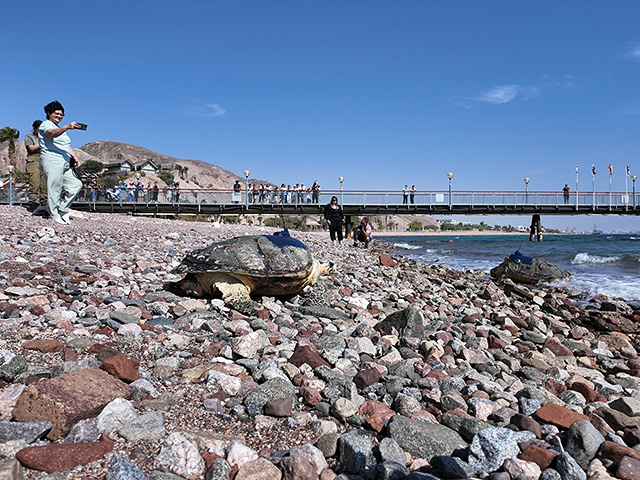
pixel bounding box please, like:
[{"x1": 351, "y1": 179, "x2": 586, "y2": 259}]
[{"x1": 79, "y1": 141, "x2": 249, "y2": 190}]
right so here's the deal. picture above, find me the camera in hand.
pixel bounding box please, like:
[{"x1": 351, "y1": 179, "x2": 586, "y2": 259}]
[{"x1": 76, "y1": 123, "x2": 88, "y2": 131}]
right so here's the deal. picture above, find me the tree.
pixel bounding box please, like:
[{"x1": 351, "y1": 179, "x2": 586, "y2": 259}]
[
  {"x1": 159, "y1": 171, "x2": 174, "y2": 185},
  {"x1": 0, "y1": 126, "x2": 20, "y2": 167},
  {"x1": 76, "y1": 160, "x2": 104, "y2": 176},
  {"x1": 408, "y1": 221, "x2": 423, "y2": 231}
]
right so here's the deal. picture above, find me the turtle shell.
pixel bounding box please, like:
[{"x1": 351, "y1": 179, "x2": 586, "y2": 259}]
[{"x1": 173, "y1": 234, "x2": 314, "y2": 278}]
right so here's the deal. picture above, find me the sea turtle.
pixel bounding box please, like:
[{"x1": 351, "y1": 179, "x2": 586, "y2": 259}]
[{"x1": 170, "y1": 230, "x2": 330, "y2": 314}]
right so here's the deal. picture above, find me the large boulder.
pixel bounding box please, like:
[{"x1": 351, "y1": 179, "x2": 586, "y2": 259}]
[{"x1": 490, "y1": 252, "x2": 570, "y2": 284}]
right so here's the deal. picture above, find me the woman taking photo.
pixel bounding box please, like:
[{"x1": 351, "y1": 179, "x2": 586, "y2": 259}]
[
  {"x1": 38, "y1": 100, "x2": 83, "y2": 225},
  {"x1": 323, "y1": 195, "x2": 344, "y2": 243}
]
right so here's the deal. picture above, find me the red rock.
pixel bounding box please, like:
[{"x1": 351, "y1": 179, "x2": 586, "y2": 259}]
[
  {"x1": 29, "y1": 306, "x2": 46, "y2": 316},
  {"x1": 543, "y1": 337, "x2": 573, "y2": 356},
  {"x1": 100, "y1": 354, "x2": 140, "y2": 383},
  {"x1": 288, "y1": 344, "x2": 329, "y2": 369},
  {"x1": 600, "y1": 441, "x2": 640, "y2": 464},
  {"x1": 353, "y1": 367, "x2": 382, "y2": 391},
  {"x1": 21, "y1": 339, "x2": 61, "y2": 353},
  {"x1": 15, "y1": 434, "x2": 114, "y2": 473},
  {"x1": 488, "y1": 335, "x2": 508, "y2": 349},
  {"x1": 281, "y1": 454, "x2": 318, "y2": 480},
  {"x1": 544, "y1": 378, "x2": 567, "y2": 396},
  {"x1": 257, "y1": 309, "x2": 270, "y2": 320},
  {"x1": 202, "y1": 451, "x2": 223, "y2": 470},
  {"x1": 264, "y1": 397, "x2": 293, "y2": 417},
  {"x1": 570, "y1": 379, "x2": 606, "y2": 403},
  {"x1": 533, "y1": 404, "x2": 589, "y2": 430},
  {"x1": 379, "y1": 254, "x2": 397, "y2": 267},
  {"x1": 511, "y1": 413, "x2": 542, "y2": 438},
  {"x1": 235, "y1": 457, "x2": 282, "y2": 480},
  {"x1": 359, "y1": 400, "x2": 396, "y2": 432},
  {"x1": 300, "y1": 387, "x2": 322, "y2": 406},
  {"x1": 63, "y1": 348, "x2": 78, "y2": 362},
  {"x1": 12, "y1": 368, "x2": 131, "y2": 440},
  {"x1": 618, "y1": 456, "x2": 640, "y2": 480},
  {"x1": 520, "y1": 445, "x2": 558, "y2": 470}
]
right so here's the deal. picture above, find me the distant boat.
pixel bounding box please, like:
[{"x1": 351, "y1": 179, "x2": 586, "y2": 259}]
[{"x1": 592, "y1": 223, "x2": 602, "y2": 235}]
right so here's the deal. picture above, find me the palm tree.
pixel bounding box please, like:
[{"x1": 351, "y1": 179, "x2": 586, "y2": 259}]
[{"x1": 0, "y1": 126, "x2": 20, "y2": 168}]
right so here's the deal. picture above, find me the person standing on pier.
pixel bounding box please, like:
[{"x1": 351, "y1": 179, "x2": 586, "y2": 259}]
[
  {"x1": 324, "y1": 195, "x2": 344, "y2": 243},
  {"x1": 402, "y1": 185, "x2": 409, "y2": 204},
  {"x1": 562, "y1": 184, "x2": 570, "y2": 204}
]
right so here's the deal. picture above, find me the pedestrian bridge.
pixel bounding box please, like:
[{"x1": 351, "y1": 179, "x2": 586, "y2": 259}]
[{"x1": 2, "y1": 187, "x2": 639, "y2": 216}]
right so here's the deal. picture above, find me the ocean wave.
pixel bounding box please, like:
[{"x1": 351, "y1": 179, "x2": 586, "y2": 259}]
[
  {"x1": 571, "y1": 252, "x2": 622, "y2": 265},
  {"x1": 393, "y1": 242, "x2": 422, "y2": 250}
]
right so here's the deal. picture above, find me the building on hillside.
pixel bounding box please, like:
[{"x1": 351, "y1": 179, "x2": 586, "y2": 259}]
[{"x1": 103, "y1": 159, "x2": 160, "y2": 176}]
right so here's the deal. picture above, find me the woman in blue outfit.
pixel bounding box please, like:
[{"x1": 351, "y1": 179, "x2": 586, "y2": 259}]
[{"x1": 38, "y1": 101, "x2": 83, "y2": 225}]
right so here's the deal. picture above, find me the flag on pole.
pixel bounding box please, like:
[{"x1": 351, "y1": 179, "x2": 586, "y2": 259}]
[
  {"x1": 592, "y1": 164, "x2": 596, "y2": 175},
  {"x1": 609, "y1": 164, "x2": 613, "y2": 176}
]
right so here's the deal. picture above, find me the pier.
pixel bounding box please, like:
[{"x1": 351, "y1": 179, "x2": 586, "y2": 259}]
[{"x1": 2, "y1": 187, "x2": 639, "y2": 216}]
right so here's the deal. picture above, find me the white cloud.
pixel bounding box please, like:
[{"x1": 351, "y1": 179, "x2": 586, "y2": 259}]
[
  {"x1": 186, "y1": 102, "x2": 226, "y2": 118},
  {"x1": 476, "y1": 85, "x2": 520, "y2": 104},
  {"x1": 630, "y1": 44, "x2": 640, "y2": 59},
  {"x1": 457, "y1": 76, "x2": 571, "y2": 108}
]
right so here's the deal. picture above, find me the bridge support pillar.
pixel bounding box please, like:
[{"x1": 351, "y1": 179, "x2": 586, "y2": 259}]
[{"x1": 529, "y1": 214, "x2": 542, "y2": 242}]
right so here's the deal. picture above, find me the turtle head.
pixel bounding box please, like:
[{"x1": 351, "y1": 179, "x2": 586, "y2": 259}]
[{"x1": 170, "y1": 273, "x2": 220, "y2": 298}]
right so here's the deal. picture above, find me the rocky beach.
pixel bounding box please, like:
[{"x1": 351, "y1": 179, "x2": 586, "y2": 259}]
[{"x1": 1, "y1": 205, "x2": 640, "y2": 480}]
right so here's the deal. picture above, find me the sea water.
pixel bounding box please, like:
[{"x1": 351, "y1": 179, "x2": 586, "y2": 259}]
[{"x1": 385, "y1": 234, "x2": 640, "y2": 302}]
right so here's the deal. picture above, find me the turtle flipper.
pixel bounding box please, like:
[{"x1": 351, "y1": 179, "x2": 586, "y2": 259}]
[{"x1": 216, "y1": 279, "x2": 260, "y2": 316}]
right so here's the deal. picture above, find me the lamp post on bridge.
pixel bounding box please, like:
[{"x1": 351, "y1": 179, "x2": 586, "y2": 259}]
[
  {"x1": 633, "y1": 175, "x2": 637, "y2": 209},
  {"x1": 338, "y1": 176, "x2": 344, "y2": 205},
  {"x1": 447, "y1": 172, "x2": 454, "y2": 210},
  {"x1": 244, "y1": 170, "x2": 250, "y2": 209},
  {"x1": 8, "y1": 165, "x2": 14, "y2": 206},
  {"x1": 524, "y1": 177, "x2": 529, "y2": 202}
]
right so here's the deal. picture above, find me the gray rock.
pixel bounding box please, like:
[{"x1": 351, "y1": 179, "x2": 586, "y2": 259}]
[
  {"x1": 468, "y1": 427, "x2": 536, "y2": 474},
  {"x1": 110, "y1": 310, "x2": 140, "y2": 325},
  {"x1": 376, "y1": 461, "x2": 410, "y2": 480},
  {"x1": 243, "y1": 377, "x2": 296, "y2": 409},
  {"x1": 0, "y1": 356, "x2": 27, "y2": 382},
  {"x1": 106, "y1": 455, "x2": 148, "y2": 480},
  {"x1": 377, "y1": 437, "x2": 406, "y2": 465},
  {"x1": 0, "y1": 420, "x2": 51, "y2": 443},
  {"x1": 376, "y1": 306, "x2": 425, "y2": 338},
  {"x1": 339, "y1": 429, "x2": 377, "y2": 474},
  {"x1": 393, "y1": 393, "x2": 421, "y2": 417},
  {"x1": 150, "y1": 472, "x2": 186, "y2": 480},
  {"x1": 430, "y1": 455, "x2": 474, "y2": 479},
  {"x1": 609, "y1": 397, "x2": 640, "y2": 417},
  {"x1": 64, "y1": 420, "x2": 101, "y2": 443},
  {"x1": 540, "y1": 469, "x2": 562, "y2": 480},
  {"x1": 565, "y1": 419, "x2": 605, "y2": 468},
  {"x1": 441, "y1": 413, "x2": 491, "y2": 442},
  {"x1": 144, "y1": 291, "x2": 183, "y2": 304},
  {"x1": 204, "y1": 458, "x2": 231, "y2": 480},
  {"x1": 555, "y1": 452, "x2": 586, "y2": 480},
  {"x1": 387, "y1": 415, "x2": 467, "y2": 459},
  {"x1": 119, "y1": 411, "x2": 166, "y2": 442},
  {"x1": 316, "y1": 433, "x2": 341, "y2": 458}
]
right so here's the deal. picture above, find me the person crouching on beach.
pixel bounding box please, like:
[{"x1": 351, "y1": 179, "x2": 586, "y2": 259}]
[
  {"x1": 38, "y1": 101, "x2": 83, "y2": 225},
  {"x1": 324, "y1": 195, "x2": 344, "y2": 243},
  {"x1": 352, "y1": 217, "x2": 372, "y2": 248}
]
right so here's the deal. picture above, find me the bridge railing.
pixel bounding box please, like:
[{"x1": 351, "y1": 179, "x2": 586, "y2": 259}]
[{"x1": 1, "y1": 185, "x2": 638, "y2": 210}]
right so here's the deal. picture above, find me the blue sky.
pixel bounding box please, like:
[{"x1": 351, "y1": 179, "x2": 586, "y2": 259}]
[{"x1": 2, "y1": 1, "x2": 640, "y2": 232}]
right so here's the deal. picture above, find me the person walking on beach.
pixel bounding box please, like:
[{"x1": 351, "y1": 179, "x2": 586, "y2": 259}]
[
  {"x1": 23, "y1": 120, "x2": 48, "y2": 214},
  {"x1": 324, "y1": 195, "x2": 344, "y2": 243},
  {"x1": 38, "y1": 101, "x2": 83, "y2": 225},
  {"x1": 402, "y1": 185, "x2": 409, "y2": 204},
  {"x1": 562, "y1": 184, "x2": 570, "y2": 204}
]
